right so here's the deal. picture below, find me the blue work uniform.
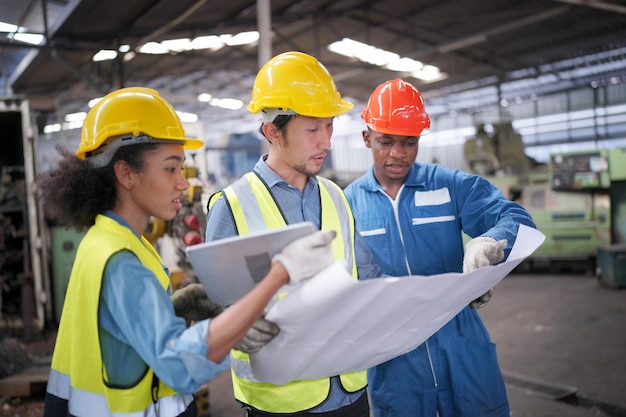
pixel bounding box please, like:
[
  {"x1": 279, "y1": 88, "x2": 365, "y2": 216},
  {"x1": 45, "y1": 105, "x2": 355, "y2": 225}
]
[{"x1": 344, "y1": 163, "x2": 536, "y2": 417}]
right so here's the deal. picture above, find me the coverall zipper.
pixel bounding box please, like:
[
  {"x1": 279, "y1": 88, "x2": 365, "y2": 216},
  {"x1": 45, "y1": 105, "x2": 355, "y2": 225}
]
[{"x1": 384, "y1": 186, "x2": 438, "y2": 388}]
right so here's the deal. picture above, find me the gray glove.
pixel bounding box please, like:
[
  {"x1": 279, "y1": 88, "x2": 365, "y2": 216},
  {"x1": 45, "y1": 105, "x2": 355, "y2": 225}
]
[
  {"x1": 235, "y1": 315, "x2": 280, "y2": 354},
  {"x1": 171, "y1": 283, "x2": 224, "y2": 322},
  {"x1": 272, "y1": 230, "x2": 337, "y2": 284},
  {"x1": 463, "y1": 237, "x2": 506, "y2": 309},
  {"x1": 470, "y1": 288, "x2": 494, "y2": 309}
]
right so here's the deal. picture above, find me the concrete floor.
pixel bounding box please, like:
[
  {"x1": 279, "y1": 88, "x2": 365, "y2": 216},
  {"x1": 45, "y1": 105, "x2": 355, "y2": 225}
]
[
  {"x1": 203, "y1": 270, "x2": 626, "y2": 417},
  {"x1": 480, "y1": 271, "x2": 626, "y2": 417}
]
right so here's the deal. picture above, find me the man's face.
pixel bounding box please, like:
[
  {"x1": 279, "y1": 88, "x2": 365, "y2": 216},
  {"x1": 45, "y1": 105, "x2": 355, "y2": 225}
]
[
  {"x1": 274, "y1": 115, "x2": 335, "y2": 177},
  {"x1": 364, "y1": 129, "x2": 419, "y2": 184}
]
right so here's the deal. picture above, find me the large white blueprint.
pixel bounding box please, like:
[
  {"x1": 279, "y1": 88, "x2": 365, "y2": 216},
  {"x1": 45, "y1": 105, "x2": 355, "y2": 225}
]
[{"x1": 249, "y1": 224, "x2": 545, "y2": 385}]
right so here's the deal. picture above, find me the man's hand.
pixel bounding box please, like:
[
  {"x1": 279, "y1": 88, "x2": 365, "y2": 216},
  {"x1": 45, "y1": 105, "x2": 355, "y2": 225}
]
[
  {"x1": 463, "y1": 237, "x2": 507, "y2": 273},
  {"x1": 235, "y1": 315, "x2": 280, "y2": 354},
  {"x1": 463, "y1": 237, "x2": 506, "y2": 309},
  {"x1": 272, "y1": 230, "x2": 337, "y2": 284},
  {"x1": 470, "y1": 288, "x2": 494, "y2": 309},
  {"x1": 171, "y1": 283, "x2": 224, "y2": 322}
]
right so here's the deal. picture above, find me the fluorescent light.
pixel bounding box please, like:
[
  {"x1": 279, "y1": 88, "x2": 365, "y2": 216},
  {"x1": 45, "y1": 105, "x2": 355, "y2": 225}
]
[
  {"x1": 197, "y1": 93, "x2": 213, "y2": 102},
  {"x1": 134, "y1": 30, "x2": 261, "y2": 57},
  {"x1": 328, "y1": 38, "x2": 398, "y2": 66},
  {"x1": 329, "y1": 37, "x2": 442, "y2": 81},
  {"x1": 209, "y1": 98, "x2": 244, "y2": 110},
  {"x1": 1, "y1": 21, "x2": 44, "y2": 45},
  {"x1": 63, "y1": 120, "x2": 83, "y2": 130},
  {"x1": 0, "y1": 22, "x2": 18, "y2": 32},
  {"x1": 64, "y1": 112, "x2": 87, "y2": 122},
  {"x1": 161, "y1": 38, "x2": 192, "y2": 52},
  {"x1": 43, "y1": 123, "x2": 62, "y2": 134},
  {"x1": 412, "y1": 65, "x2": 446, "y2": 82},
  {"x1": 12, "y1": 32, "x2": 44, "y2": 45},
  {"x1": 225, "y1": 31, "x2": 259, "y2": 46},
  {"x1": 386, "y1": 57, "x2": 423, "y2": 72},
  {"x1": 93, "y1": 50, "x2": 118, "y2": 62},
  {"x1": 216, "y1": 98, "x2": 244, "y2": 110},
  {"x1": 138, "y1": 42, "x2": 169, "y2": 54},
  {"x1": 191, "y1": 35, "x2": 224, "y2": 50}
]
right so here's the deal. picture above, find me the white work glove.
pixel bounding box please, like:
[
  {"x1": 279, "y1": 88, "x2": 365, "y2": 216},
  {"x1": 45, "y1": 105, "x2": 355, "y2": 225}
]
[
  {"x1": 463, "y1": 237, "x2": 507, "y2": 309},
  {"x1": 272, "y1": 230, "x2": 337, "y2": 284},
  {"x1": 235, "y1": 314, "x2": 280, "y2": 354},
  {"x1": 463, "y1": 237, "x2": 507, "y2": 273}
]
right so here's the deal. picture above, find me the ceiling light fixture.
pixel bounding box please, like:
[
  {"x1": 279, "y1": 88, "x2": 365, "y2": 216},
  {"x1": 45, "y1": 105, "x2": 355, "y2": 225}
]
[{"x1": 328, "y1": 37, "x2": 445, "y2": 82}]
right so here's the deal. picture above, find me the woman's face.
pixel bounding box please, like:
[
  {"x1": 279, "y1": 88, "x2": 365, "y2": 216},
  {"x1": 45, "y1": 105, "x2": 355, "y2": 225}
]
[{"x1": 129, "y1": 143, "x2": 190, "y2": 222}]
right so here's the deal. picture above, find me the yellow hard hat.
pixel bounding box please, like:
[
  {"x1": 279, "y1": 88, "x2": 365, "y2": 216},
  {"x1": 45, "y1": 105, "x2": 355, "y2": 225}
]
[
  {"x1": 76, "y1": 87, "x2": 203, "y2": 162},
  {"x1": 247, "y1": 51, "x2": 353, "y2": 118}
]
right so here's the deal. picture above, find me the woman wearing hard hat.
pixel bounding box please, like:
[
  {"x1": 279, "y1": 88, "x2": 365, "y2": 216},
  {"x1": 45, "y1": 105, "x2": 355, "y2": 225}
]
[{"x1": 39, "y1": 87, "x2": 335, "y2": 417}]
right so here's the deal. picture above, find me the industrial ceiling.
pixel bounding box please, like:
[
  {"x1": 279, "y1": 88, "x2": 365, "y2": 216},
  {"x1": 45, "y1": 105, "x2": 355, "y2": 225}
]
[{"x1": 1, "y1": 0, "x2": 626, "y2": 132}]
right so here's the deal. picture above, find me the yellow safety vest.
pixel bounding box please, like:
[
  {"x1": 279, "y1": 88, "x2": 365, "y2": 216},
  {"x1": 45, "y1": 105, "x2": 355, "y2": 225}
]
[
  {"x1": 46, "y1": 214, "x2": 194, "y2": 417},
  {"x1": 208, "y1": 172, "x2": 366, "y2": 413}
]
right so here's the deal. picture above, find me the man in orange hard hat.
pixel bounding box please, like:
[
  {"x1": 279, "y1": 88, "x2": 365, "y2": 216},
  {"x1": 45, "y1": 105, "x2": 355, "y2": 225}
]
[{"x1": 345, "y1": 78, "x2": 536, "y2": 417}]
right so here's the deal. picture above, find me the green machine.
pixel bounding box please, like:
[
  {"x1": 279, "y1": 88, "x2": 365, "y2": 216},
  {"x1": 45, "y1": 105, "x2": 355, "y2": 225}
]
[
  {"x1": 463, "y1": 124, "x2": 625, "y2": 272},
  {"x1": 529, "y1": 147, "x2": 626, "y2": 286},
  {"x1": 521, "y1": 149, "x2": 612, "y2": 261},
  {"x1": 50, "y1": 227, "x2": 85, "y2": 323},
  {"x1": 596, "y1": 148, "x2": 626, "y2": 287},
  {"x1": 607, "y1": 148, "x2": 626, "y2": 244}
]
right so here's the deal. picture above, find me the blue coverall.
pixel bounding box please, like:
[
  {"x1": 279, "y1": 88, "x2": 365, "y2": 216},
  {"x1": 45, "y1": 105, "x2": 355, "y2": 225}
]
[{"x1": 344, "y1": 162, "x2": 536, "y2": 417}]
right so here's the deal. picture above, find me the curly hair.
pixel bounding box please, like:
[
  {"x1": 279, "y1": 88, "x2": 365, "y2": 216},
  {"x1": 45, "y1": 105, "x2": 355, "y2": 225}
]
[{"x1": 37, "y1": 143, "x2": 158, "y2": 231}]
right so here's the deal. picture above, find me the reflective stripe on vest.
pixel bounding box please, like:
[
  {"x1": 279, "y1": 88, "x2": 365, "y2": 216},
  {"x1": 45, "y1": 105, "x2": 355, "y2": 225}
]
[
  {"x1": 48, "y1": 215, "x2": 192, "y2": 415},
  {"x1": 211, "y1": 172, "x2": 366, "y2": 413},
  {"x1": 47, "y1": 368, "x2": 194, "y2": 417}
]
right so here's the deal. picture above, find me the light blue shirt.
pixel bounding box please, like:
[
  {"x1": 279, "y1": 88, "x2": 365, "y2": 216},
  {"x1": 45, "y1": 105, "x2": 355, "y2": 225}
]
[
  {"x1": 98, "y1": 211, "x2": 229, "y2": 394},
  {"x1": 205, "y1": 155, "x2": 380, "y2": 412}
]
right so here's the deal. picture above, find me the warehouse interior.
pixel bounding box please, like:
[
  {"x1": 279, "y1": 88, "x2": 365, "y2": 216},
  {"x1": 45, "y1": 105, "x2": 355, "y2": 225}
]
[{"x1": 1, "y1": 1, "x2": 626, "y2": 416}]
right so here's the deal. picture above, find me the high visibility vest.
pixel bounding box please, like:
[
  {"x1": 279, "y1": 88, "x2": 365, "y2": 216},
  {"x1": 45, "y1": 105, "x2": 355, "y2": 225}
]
[
  {"x1": 46, "y1": 215, "x2": 194, "y2": 417},
  {"x1": 208, "y1": 172, "x2": 366, "y2": 413}
]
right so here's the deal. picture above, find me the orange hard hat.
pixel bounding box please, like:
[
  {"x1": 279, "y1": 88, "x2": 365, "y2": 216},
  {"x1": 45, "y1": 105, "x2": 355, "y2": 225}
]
[{"x1": 361, "y1": 78, "x2": 430, "y2": 136}]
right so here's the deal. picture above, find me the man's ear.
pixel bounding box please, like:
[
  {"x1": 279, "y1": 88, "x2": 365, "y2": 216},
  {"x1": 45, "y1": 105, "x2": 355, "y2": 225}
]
[
  {"x1": 261, "y1": 122, "x2": 281, "y2": 145},
  {"x1": 362, "y1": 130, "x2": 372, "y2": 148}
]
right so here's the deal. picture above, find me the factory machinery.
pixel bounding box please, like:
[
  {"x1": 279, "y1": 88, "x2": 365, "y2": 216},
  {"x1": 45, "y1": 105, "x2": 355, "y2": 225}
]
[
  {"x1": 0, "y1": 98, "x2": 206, "y2": 338},
  {"x1": 464, "y1": 122, "x2": 626, "y2": 281},
  {"x1": 0, "y1": 98, "x2": 48, "y2": 340}
]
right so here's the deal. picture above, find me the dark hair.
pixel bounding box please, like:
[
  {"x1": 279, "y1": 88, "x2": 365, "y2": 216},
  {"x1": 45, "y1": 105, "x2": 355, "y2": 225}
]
[
  {"x1": 37, "y1": 143, "x2": 158, "y2": 231},
  {"x1": 258, "y1": 114, "x2": 295, "y2": 143}
]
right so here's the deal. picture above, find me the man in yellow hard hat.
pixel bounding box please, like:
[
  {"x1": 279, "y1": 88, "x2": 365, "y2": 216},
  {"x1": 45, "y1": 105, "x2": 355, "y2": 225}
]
[{"x1": 205, "y1": 51, "x2": 381, "y2": 417}]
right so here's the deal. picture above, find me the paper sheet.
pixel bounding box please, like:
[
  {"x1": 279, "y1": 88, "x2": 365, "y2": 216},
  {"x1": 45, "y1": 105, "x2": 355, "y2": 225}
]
[{"x1": 250, "y1": 224, "x2": 545, "y2": 385}]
